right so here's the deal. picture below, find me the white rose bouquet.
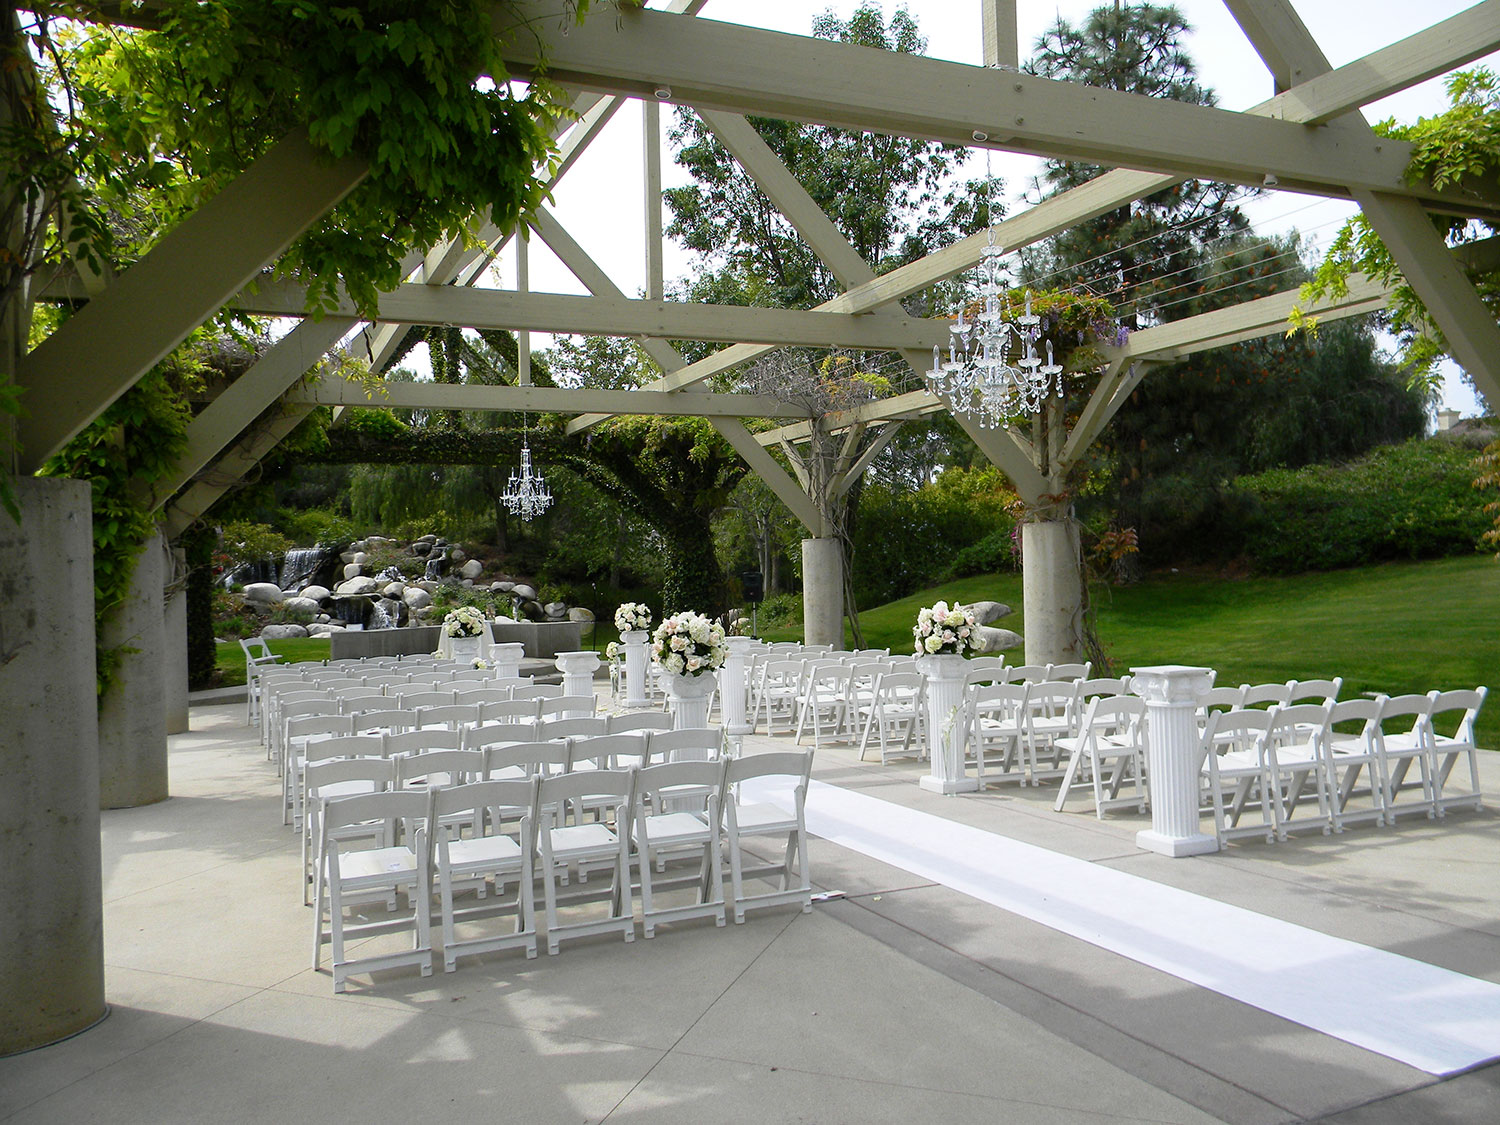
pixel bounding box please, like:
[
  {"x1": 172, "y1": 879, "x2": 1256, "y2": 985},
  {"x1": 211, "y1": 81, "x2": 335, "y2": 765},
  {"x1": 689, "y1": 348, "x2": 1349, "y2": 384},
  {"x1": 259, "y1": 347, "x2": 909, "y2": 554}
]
[
  {"x1": 913, "y1": 600, "x2": 979, "y2": 657},
  {"x1": 442, "y1": 605, "x2": 487, "y2": 638},
  {"x1": 651, "y1": 610, "x2": 728, "y2": 677},
  {"x1": 614, "y1": 602, "x2": 653, "y2": 634}
]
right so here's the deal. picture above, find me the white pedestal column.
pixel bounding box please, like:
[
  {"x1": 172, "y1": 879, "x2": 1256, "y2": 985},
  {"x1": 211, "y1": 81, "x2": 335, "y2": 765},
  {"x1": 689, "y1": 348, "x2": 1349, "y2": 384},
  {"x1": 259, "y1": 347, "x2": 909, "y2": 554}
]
[
  {"x1": 917, "y1": 653, "x2": 979, "y2": 795},
  {"x1": 1131, "y1": 665, "x2": 1219, "y2": 857},
  {"x1": 555, "y1": 651, "x2": 600, "y2": 715},
  {"x1": 719, "y1": 635, "x2": 754, "y2": 751},
  {"x1": 621, "y1": 630, "x2": 650, "y2": 708},
  {"x1": 447, "y1": 635, "x2": 481, "y2": 664},
  {"x1": 490, "y1": 642, "x2": 525, "y2": 681},
  {"x1": 663, "y1": 671, "x2": 716, "y2": 732}
]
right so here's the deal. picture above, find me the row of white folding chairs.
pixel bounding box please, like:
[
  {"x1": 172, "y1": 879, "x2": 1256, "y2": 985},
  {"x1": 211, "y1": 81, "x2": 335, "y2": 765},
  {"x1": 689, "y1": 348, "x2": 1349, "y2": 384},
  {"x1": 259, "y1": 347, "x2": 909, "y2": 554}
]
[
  {"x1": 311, "y1": 750, "x2": 814, "y2": 992},
  {"x1": 750, "y1": 655, "x2": 918, "y2": 738},
  {"x1": 263, "y1": 675, "x2": 567, "y2": 765},
  {"x1": 300, "y1": 723, "x2": 717, "y2": 899},
  {"x1": 1201, "y1": 687, "x2": 1486, "y2": 848},
  {"x1": 252, "y1": 654, "x2": 497, "y2": 721},
  {"x1": 281, "y1": 699, "x2": 613, "y2": 825},
  {"x1": 963, "y1": 675, "x2": 1129, "y2": 788}
]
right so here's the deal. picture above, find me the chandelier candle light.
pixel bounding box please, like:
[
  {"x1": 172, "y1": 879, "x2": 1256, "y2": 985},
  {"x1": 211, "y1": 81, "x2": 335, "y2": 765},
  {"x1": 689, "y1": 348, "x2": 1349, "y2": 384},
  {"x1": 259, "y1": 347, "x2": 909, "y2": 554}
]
[{"x1": 502, "y1": 414, "x2": 553, "y2": 521}]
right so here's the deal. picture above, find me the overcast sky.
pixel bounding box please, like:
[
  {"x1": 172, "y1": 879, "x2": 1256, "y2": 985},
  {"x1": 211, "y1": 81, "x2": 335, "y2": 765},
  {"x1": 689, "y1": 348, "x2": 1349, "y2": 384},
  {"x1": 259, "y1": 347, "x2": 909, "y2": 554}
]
[{"x1": 492, "y1": 1, "x2": 1500, "y2": 415}]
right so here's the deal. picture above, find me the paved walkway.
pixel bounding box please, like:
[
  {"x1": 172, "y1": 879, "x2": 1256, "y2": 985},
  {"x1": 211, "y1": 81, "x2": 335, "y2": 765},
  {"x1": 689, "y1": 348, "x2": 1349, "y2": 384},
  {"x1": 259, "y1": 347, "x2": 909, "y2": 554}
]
[{"x1": 3, "y1": 701, "x2": 1498, "y2": 1123}]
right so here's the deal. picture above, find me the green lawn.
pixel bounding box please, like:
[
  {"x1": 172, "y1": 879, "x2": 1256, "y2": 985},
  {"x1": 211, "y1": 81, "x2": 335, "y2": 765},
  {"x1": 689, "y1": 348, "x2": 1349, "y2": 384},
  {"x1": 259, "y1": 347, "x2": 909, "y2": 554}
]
[
  {"x1": 764, "y1": 555, "x2": 1500, "y2": 746},
  {"x1": 216, "y1": 556, "x2": 1500, "y2": 745}
]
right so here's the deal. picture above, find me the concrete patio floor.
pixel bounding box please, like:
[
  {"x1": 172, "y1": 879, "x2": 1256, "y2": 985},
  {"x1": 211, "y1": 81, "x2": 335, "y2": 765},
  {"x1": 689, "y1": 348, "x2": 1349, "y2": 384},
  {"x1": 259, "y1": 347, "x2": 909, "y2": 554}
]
[{"x1": 3, "y1": 698, "x2": 1498, "y2": 1124}]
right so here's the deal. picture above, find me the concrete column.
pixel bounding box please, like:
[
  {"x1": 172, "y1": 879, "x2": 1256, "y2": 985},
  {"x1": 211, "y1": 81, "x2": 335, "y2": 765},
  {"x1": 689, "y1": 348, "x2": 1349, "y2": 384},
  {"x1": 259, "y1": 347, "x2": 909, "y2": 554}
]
[
  {"x1": 1132, "y1": 665, "x2": 1219, "y2": 857},
  {"x1": 98, "y1": 529, "x2": 168, "y2": 808},
  {"x1": 801, "y1": 537, "x2": 843, "y2": 648},
  {"x1": 163, "y1": 547, "x2": 188, "y2": 735},
  {"x1": 1021, "y1": 518, "x2": 1084, "y2": 665},
  {"x1": 0, "y1": 478, "x2": 107, "y2": 1055}
]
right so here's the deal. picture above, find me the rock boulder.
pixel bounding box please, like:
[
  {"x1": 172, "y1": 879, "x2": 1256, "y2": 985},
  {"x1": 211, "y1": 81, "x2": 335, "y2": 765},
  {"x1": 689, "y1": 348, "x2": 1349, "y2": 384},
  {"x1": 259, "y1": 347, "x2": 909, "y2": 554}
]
[
  {"x1": 968, "y1": 600, "x2": 1012, "y2": 625},
  {"x1": 241, "y1": 582, "x2": 283, "y2": 606},
  {"x1": 260, "y1": 623, "x2": 308, "y2": 640}
]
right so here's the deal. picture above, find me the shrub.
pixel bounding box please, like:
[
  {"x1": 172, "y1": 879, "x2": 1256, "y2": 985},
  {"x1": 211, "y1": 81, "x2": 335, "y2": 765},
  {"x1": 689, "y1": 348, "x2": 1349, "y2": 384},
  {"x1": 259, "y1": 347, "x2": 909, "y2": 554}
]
[{"x1": 1236, "y1": 439, "x2": 1490, "y2": 574}]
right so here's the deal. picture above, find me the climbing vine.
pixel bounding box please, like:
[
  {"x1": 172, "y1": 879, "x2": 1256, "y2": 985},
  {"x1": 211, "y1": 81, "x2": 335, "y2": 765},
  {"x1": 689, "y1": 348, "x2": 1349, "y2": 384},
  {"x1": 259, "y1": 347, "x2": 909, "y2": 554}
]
[{"x1": 40, "y1": 367, "x2": 190, "y2": 698}]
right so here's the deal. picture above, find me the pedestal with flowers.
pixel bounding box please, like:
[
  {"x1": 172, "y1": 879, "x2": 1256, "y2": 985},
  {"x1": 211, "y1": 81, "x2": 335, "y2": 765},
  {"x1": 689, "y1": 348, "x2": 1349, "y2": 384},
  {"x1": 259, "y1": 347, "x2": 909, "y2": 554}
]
[
  {"x1": 652, "y1": 611, "x2": 728, "y2": 735},
  {"x1": 614, "y1": 602, "x2": 653, "y2": 709},
  {"x1": 913, "y1": 600, "x2": 981, "y2": 795},
  {"x1": 441, "y1": 606, "x2": 487, "y2": 665}
]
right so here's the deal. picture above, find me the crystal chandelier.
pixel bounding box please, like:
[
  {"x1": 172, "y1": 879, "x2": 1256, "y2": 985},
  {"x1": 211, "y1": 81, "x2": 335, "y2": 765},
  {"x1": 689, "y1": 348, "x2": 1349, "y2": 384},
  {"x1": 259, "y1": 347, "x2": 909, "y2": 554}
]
[
  {"x1": 501, "y1": 416, "x2": 553, "y2": 521},
  {"x1": 926, "y1": 157, "x2": 1067, "y2": 427}
]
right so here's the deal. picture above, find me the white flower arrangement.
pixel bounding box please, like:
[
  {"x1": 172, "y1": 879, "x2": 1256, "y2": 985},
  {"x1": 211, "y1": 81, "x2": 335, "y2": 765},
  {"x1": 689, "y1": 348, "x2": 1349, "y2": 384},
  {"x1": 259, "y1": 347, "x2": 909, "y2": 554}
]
[
  {"x1": 614, "y1": 602, "x2": 653, "y2": 634},
  {"x1": 913, "y1": 599, "x2": 979, "y2": 657},
  {"x1": 472, "y1": 658, "x2": 488, "y2": 670},
  {"x1": 442, "y1": 605, "x2": 487, "y2": 638},
  {"x1": 605, "y1": 640, "x2": 620, "y2": 660},
  {"x1": 651, "y1": 610, "x2": 727, "y2": 678}
]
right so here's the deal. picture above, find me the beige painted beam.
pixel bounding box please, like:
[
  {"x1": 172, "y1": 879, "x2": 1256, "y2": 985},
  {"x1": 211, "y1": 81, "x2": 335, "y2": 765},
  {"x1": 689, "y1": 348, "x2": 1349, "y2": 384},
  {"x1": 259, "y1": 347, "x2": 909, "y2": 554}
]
[
  {"x1": 145, "y1": 317, "x2": 356, "y2": 509},
  {"x1": 160, "y1": 404, "x2": 318, "y2": 539},
  {"x1": 831, "y1": 422, "x2": 902, "y2": 499},
  {"x1": 222, "y1": 280, "x2": 953, "y2": 350},
  {"x1": 711, "y1": 414, "x2": 822, "y2": 532},
  {"x1": 286, "y1": 376, "x2": 805, "y2": 419},
  {"x1": 981, "y1": 0, "x2": 1019, "y2": 71},
  {"x1": 495, "y1": 2, "x2": 1491, "y2": 217},
  {"x1": 1273, "y1": 2, "x2": 1500, "y2": 125},
  {"x1": 756, "y1": 389, "x2": 940, "y2": 445},
  {"x1": 1118, "y1": 272, "x2": 1390, "y2": 361},
  {"x1": 1228, "y1": 0, "x2": 1500, "y2": 409},
  {"x1": 15, "y1": 130, "x2": 367, "y2": 472}
]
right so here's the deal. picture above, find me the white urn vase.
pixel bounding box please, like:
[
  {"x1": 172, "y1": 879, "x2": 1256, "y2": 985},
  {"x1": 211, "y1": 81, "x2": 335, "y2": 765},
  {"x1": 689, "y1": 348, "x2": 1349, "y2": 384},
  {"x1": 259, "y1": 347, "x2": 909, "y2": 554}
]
[{"x1": 661, "y1": 669, "x2": 717, "y2": 731}]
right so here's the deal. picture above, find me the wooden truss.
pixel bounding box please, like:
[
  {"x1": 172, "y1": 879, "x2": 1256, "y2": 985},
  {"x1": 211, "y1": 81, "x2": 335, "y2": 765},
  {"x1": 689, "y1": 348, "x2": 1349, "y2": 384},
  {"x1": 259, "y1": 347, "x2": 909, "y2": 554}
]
[{"x1": 12, "y1": 0, "x2": 1500, "y2": 536}]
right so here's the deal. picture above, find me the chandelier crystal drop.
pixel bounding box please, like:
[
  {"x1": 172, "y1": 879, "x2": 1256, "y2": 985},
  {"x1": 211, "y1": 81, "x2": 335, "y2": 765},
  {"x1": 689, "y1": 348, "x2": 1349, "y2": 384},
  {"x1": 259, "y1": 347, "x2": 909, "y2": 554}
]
[{"x1": 501, "y1": 418, "x2": 554, "y2": 522}]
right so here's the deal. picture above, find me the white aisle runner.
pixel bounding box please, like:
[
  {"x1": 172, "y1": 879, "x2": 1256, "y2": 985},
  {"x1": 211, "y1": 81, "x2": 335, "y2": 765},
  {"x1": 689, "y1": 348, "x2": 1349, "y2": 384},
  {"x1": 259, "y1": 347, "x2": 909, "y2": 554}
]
[{"x1": 741, "y1": 776, "x2": 1500, "y2": 1076}]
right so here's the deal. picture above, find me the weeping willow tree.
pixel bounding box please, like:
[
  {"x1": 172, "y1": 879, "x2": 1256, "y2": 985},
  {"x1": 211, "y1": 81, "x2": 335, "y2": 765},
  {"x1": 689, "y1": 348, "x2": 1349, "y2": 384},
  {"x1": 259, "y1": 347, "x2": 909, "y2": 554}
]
[{"x1": 556, "y1": 416, "x2": 746, "y2": 615}]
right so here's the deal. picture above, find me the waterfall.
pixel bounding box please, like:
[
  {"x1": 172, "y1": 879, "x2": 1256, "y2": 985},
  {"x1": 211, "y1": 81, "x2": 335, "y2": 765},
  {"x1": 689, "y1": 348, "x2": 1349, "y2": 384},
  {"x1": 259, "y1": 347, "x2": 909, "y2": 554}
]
[
  {"x1": 223, "y1": 558, "x2": 276, "y2": 589},
  {"x1": 424, "y1": 546, "x2": 448, "y2": 581},
  {"x1": 377, "y1": 565, "x2": 403, "y2": 582},
  {"x1": 279, "y1": 546, "x2": 330, "y2": 590},
  {"x1": 368, "y1": 599, "x2": 397, "y2": 630}
]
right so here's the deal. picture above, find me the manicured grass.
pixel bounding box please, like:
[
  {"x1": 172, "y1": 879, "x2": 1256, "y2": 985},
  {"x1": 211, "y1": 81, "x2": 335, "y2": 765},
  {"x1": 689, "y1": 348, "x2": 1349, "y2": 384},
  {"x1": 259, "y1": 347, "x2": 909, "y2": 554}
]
[
  {"x1": 765, "y1": 556, "x2": 1500, "y2": 746},
  {"x1": 214, "y1": 636, "x2": 331, "y2": 687}
]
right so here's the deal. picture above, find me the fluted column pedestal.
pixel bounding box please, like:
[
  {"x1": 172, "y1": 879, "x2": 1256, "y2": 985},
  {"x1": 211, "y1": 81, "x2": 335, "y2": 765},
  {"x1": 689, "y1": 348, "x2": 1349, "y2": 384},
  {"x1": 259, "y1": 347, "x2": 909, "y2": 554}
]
[
  {"x1": 719, "y1": 635, "x2": 754, "y2": 751},
  {"x1": 621, "y1": 631, "x2": 650, "y2": 709},
  {"x1": 555, "y1": 651, "x2": 600, "y2": 716},
  {"x1": 917, "y1": 653, "x2": 979, "y2": 795},
  {"x1": 490, "y1": 642, "x2": 525, "y2": 680},
  {"x1": 1131, "y1": 665, "x2": 1218, "y2": 857}
]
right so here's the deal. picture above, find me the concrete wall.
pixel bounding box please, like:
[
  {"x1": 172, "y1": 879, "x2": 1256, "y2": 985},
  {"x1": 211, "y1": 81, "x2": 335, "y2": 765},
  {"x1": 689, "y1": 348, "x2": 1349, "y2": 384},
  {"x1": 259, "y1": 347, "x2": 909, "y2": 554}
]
[
  {"x1": 0, "y1": 479, "x2": 107, "y2": 1054},
  {"x1": 98, "y1": 531, "x2": 168, "y2": 808},
  {"x1": 490, "y1": 621, "x2": 583, "y2": 659},
  {"x1": 330, "y1": 624, "x2": 443, "y2": 660}
]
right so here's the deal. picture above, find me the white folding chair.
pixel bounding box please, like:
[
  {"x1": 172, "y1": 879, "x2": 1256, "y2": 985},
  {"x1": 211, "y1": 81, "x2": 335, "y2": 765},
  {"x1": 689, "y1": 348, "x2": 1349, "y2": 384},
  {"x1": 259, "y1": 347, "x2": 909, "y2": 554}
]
[
  {"x1": 633, "y1": 760, "x2": 727, "y2": 938},
  {"x1": 513, "y1": 683, "x2": 564, "y2": 701},
  {"x1": 608, "y1": 710, "x2": 675, "y2": 736},
  {"x1": 390, "y1": 689, "x2": 454, "y2": 712},
  {"x1": 1053, "y1": 694, "x2": 1147, "y2": 818},
  {"x1": 538, "y1": 694, "x2": 598, "y2": 721},
  {"x1": 312, "y1": 790, "x2": 432, "y2": 993},
  {"x1": 1201, "y1": 709, "x2": 1279, "y2": 847},
  {"x1": 538, "y1": 716, "x2": 609, "y2": 742},
  {"x1": 413, "y1": 703, "x2": 482, "y2": 732},
  {"x1": 964, "y1": 682, "x2": 1027, "y2": 785},
  {"x1": 283, "y1": 712, "x2": 354, "y2": 827},
  {"x1": 856, "y1": 671, "x2": 925, "y2": 765},
  {"x1": 352, "y1": 709, "x2": 419, "y2": 737},
  {"x1": 535, "y1": 769, "x2": 637, "y2": 954},
  {"x1": 1046, "y1": 661, "x2": 1092, "y2": 682},
  {"x1": 1322, "y1": 698, "x2": 1388, "y2": 831},
  {"x1": 1263, "y1": 703, "x2": 1335, "y2": 839},
  {"x1": 1426, "y1": 687, "x2": 1486, "y2": 816},
  {"x1": 303, "y1": 754, "x2": 394, "y2": 906},
  {"x1": 240, "y1": 636, "x2": 284, "y2": 726},
  {"x1": 751, "y1": 659, "x2": 803, "y2": 735},
  {"x1": 1373, "y1": 693, "x2": 1438, "y2": 823},
  {"x1": 794, "y1": 665, "x2": 852, "y2": 749},
  {"x1": 480, "y1": 698, "x2": 540, "y2": 725},
  {"x1": 1021, "y1": 680, "x2": 1081, "y2": 784},
  {"x1": 431, "y1": 778, "x2": 539, "y2": 971},
  {"x1": 723, "y1": 751, "x2": 814, "y2": 924}
]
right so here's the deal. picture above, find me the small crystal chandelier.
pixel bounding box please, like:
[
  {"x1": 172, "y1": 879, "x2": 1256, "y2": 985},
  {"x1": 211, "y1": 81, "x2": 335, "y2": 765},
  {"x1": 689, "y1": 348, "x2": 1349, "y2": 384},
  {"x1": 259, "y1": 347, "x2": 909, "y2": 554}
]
[
  {"x1": 501, "y1": 415, "x2": 553, "y2": 521},
  {"x1": 927, "y1": 154, "x2": 1067, "y2": 427}
]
